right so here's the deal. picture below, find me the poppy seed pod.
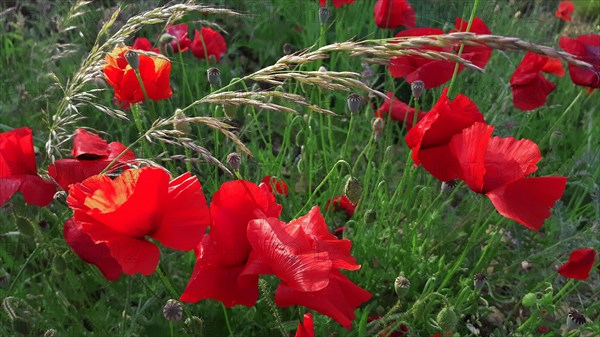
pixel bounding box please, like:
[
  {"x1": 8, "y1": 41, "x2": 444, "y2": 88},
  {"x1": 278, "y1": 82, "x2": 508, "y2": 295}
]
[
  {"x1": 173, "y1": 110, "x2": 191, "y2": 134},
  {"x1": 163, "y1": 299, "x2": 183, "y2": 322},
  {"x1": 207, "y1": 67, "x2": 221, "y2": 86},
  {"x1": 344, "y1": 177, "x2": 362, "y2": 204},
  {"x1": 411, "y1": 80, "x2": 425, "y2": 100},
  {"x1": 372, "y1": 117, "x2": 384, "y2": 140},
  {"x1": 227, "y1": 152, "x2": 241, "y2": 172},
  {"x1": 347, "y1": 93, "x2": 363, "y2": 114},
  {"x1": 521, "y1": 293, "x2": 537, "y2": 308},
  {"x1": 283, "y1": 43, "x2": 293, "y2": 55},
  {"x1": 436, "y1": 307, "x2": 458, "y2": 334},
  {"x1": 394, "y1": 275, "x2": 410, "y2": 298},
  {"x1": 473, "y1": 273, "x2": 486, "y2": 290},
  {"x1": 319, "y1": 7, "x2": 330, "y2": 24},
  {"x1": 566, "y1": 309, "x2": 586, "y2": 330},
  {"x1": 159, "y1": 33, "x2": 176, "y2": 44},
  {"x1": 124, "y1": 50, "x2": 139, "y2": 70}
]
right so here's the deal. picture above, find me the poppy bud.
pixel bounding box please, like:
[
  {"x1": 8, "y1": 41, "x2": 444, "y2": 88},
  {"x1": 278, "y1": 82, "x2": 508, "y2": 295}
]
[
  {"x1": 12, "y1": 317, "x2": 30, "y2": 336},
  {"x1": 159, "y1": 33, "x2": 175, "y2": 44},
  {"x1": 43, "y1": 329, "x2": 57, "y2": 337},
  {"x1": 15, "y1": 216, "x2": 35, "y2": 237},
  {"x1": 566, "y1": 309, "x2": 586, "y2": 330},
  {"x1": 173, "y1": 110, "x2": 191, "y2": 134},
  {"x1": 185, "y1": 316, "x2": 204, "y2": 335},
  {"x1": 473, "y1": 273, "x2": 486, "y2": 290},
  {"x1": 283, "y1": 43, "x2": 293, "y2": 55},
  {"x1": 521, "y1": 293, "x2": 537, "y2": 308},
  {"x1": 436, "y1": 307, "x2": 458, "y2": 334},
  {"x1": 208, "y1": 54, "x2": 217, "y2": 65},
  {"x1": 319, "y1": 66, "x2": 327, "y2": 72},
  {"x1": 394, "y1": 275, "x2": 410, "y2": 298},
  {"x1": 52, "y1": 255, "x2": 66, "y2": 274},
  {"x1": 363, "y1": 209, "x2": 377, "y2": 223},
  {"x1": 344, "y1": 177, "x2": 362, "y2": 204},
  {"x1": 227, "y1": 152, "x2": 241, "y2": 172},
  {"x1": 549, "y1": 131, "x2": 562, "y2": 149},
  {"x1": 162, "y1": 299, "x2": 183, "y2": 322},
  {"x1": 372, "y1": 117, "x2": 384, "y2": 141},
  {"x1": 223, "y1": 105, "x2": 238, "y2": 120},
  {"x1": 318, "y1": 7, "x2": 330, "y2": 24},
  {"x1": 441, "y1": 180, "x2": 458, "y2": 194},
  {"x1": 347, "y1": 93, "x2": 363, "y2": 114},
  {"x1": 207, "y1": 67, "x2": 221, "y2": 87},
  {"x1": 124, "y1": 50, "x2": 139, "y2": 70},
  {"x1": 411, "y1": 80, "x2": 425, "y2": 100},
  {"x1": 295, "y1": 130, "x2": 306, "y2": 147}
]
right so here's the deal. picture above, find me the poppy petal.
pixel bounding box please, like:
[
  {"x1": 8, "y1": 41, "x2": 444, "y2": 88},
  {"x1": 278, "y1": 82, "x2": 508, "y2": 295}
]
[
  {"x1": 486, "y1": 176, "x2": 567, "y2": 230},
  {"x1": 557, "y1": 248, "x2": 596, "y2": 280},
  {"x1": 71, "y1": 129, "x2": 110, "y2": 159},
  {"x1": 0, "y1": 178, "x2": 21, "y2": 206},
  {"x1": 373, "y1": 0, "x2": 416, "y2": 29},
  {"x1": 295, "y1": 313, "x2": 314, "y2": 337},
  {"x1": 18, "y1": 175, "x2": 56, "y2": 206},
  {"x1": 449, "y1": 122, "x2": 494, "y2": 193},
  {"x1": 482, "y1": 135, "x2": 541, "y2": 191},
  {"x1": 511, "y1": 73, "x2": 557, "y2": 111},
  {"x1": 64, "y1": 218, "x2": 122, "y2": 281}
]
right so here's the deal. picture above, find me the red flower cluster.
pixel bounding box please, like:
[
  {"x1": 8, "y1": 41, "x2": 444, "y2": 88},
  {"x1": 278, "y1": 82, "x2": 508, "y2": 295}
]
[
  {"x1": 510, "y1": 52, "x2": 564, "y2": 111},
  {"x1": 559, "y1": 34, "x2": 600, "y2": 89},
  {"x1": 165, "y1": 23, "x2": 192, "y2": 53},
  {"x1": 406, "y1": 89, "x2": 567, "y2": 230},
  {"x1": 64, "y1": 167, "x2": 210, "y2": 279},
  {"x1": 326, "y1": 195, "x2": 357, "y2": 218},
  {"x1": 376, "y1": 92, "x2": 426, "y2": 130},
  {"x1": 555, "y1": 1, "x2": 575, "y2": 22},
  {"x1": 373, "y1": 0, "x2": 416, "y2": 29},
  {"x1": 319, "y1": 0, "x2": 355, "y2": 8},
  {"x1": 180, "y1": 180, "x2": 370, "y2": 329},
  {"x1": 558, "y1": 248, "x2": 596, "y2": 280},
  {"x1": 48, "y1": 128, "x2": 135, "y2": 190},
  {"x1": 0, "y1": 127, "x2": 55, "y2": 207},
  {"x1": 389, "y1": 17, "x2": 492, "y2": 89}
]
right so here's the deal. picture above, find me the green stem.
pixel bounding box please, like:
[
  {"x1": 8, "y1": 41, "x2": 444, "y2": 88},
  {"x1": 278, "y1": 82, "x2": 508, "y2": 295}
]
[
  {"x1": 221, "y1": 303, "x2": 234, "y2": 337},
  {"x1": 539, "y1": 90, "x2": 584, "y2": 145},
  {"x1": 295, "y1": 160, "x2": 352, "y2": 217}
]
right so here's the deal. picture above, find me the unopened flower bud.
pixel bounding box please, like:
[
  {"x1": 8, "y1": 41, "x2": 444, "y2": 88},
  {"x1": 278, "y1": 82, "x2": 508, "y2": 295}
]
[
  {"x1": 207, "y1": 67, "x2": 221, "y2": 86},
  {"x1": 52, "y1": 255, "x2": 66, "y2": 274},
  {"x1": 295, "y1": 130, "x2": 306, "y2": 147},
  {"x1": 372, "y1": 117, "x2": 384, "y2": 140},
  {"x1": 124, "y1": 50, "x2": 139, "y2": 70},
  {"x1": 223, "y1": 104, "x2": 238, "y2": 120},
  {"x1": 43, "y1": 329, "x2": 57, "y2": 337},
  {"x1": 566, "y1": 309, "x2": 586, "y2": 330},
  {"x1": 344, "y1": 177, "x2": 362, "y2": 204},
  {"x1": 347, "y1": 93, "x2": 363, "y2": 114},
  {"x1": 283, "y1": 43, "x2": 293, "y2": 55},
  {"x1": 209, "y1": 54, "x2": 217, "y2": 65},
  {"x1": 436, "y1": 307, "x2": 458, "y2": 334},
  {"x1": 185, "y1": 316, "x2": 204, "y2": 335},
  {"x1": 159, "y1": 33, "x2": 175, "y2": 44},
  {"x1": 473, "y1": 273, "x2": 486, "y2": 290},
  {"x1": 549, "y1": 131, "x2": 562, "y2": 149},
  {"x1": 163, "y1": 299, "x2": 183, "y2": 322},
  {"x1": 227, "y1": 152, "x2": 241, "y2": 172},
  {"x1": 318, "y1": 7, "x2": 330, "y2": 24},
  {"x1": 12, "y1": 317, "x2": 30, "y2": 335},
  {"x1": 521, "y1": 293, "x2": 537, "y2": 308},
  {"x1": 173, "y1": 110, "x2": 191, "y2": 134},
  {"x1": 15, "y1": 216, "x2": 35, "y2": 237},
  {"x1": 363, "y1": 209, "x2": 377, "y2": 224},
  {"x1": 394, "y1": 275, "x2": 410, "y2": 298},
  {"x1": 319, "y1": 66, "x2": 327, "y2": 72},
  {"x1": 411, "y1": 80, "x2": 425, "y2": 100}
]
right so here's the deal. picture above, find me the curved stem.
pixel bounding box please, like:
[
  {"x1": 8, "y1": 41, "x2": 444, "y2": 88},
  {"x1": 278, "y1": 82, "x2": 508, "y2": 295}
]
[
  {"x1": 221, "y1": 303, "x2": 235, "y2": 337},
  {"x1": 295, "y1": 160, "x2": 352, "y2": 218}
]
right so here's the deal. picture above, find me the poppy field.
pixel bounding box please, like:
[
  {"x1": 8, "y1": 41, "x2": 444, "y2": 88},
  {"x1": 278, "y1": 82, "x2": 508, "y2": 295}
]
[{"x1": 0, "y1": 0, "x2": 599, "y2": 336}]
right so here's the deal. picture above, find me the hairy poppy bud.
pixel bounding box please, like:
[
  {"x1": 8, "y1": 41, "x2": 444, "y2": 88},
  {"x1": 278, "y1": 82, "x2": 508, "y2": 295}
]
[
  {"x1": 227, "y1": 152, "x2": 241, "y2": 172},
  {"x1": 436, "y1": 307, "x2": 458, "y2": 334},
  {"x1": 566, "y1": 309, "x2": 586, "y2": 330},
  {"x1": 52, "y1": 255, "x2": 66, "y2": 274},
  {"x1": 319, "y1": 66, "x2": 327, "y2": 72},
  {"x1": 394, "y1": 275, "x2": 410, "y2": 298},
  {"x1": 223, "y1": 105, "x2": 238, "y2": 120},
  {"x1": 549, "y1": 131, "x2": 562, "y2": 149},
  {"x1": 173, "y1": 110, "x2": 191, "y2": 134},
  {"x1": 185, "y1": 316, "x2": 204, "y2": 335},
  {"x1": 124, "y1": 50, "x2": 139, "y2": 70},
  {"x1": 344, "y1": 177, "x2": 362, "y2": 204},
  {"x1": 411, "y1": 80, "x2": 425, "y2": 100},
  {"x1": 159, "y1": 33, "x2": 175, "y2": 44},
  {"x1": 363, "y1": 209, "x2": 377, "y2": 223},
  {"x1": 347, "y1": 93, "x2": 363, "y2": 114},
  {"x1": 295, "y1": 130, "x2": 306, "y2": 147},
  {"x1": 283, "y1": 43, "x2": 293, "y2": 55},
  {"x1": 521, "y1": 293, "x2": 537, "y2": 308},
  {"x1": 163, "y1": 299, "x2": 183, "y2": 322},
  {"x1": 207, "y1": 67, "x2": 221, "y2": 86},
  {"x1": 372, "y1": 117, "x2": 384, "y2": 141},
  {"x1": 318, "y1": 7, "x2": 330, "y2": 24},
  {"x1": 15, "y1": 216, "x2": 34, "y2": 237},
  {"x1": 473, "y1": 273, "x2": 486, "y2": 290}
]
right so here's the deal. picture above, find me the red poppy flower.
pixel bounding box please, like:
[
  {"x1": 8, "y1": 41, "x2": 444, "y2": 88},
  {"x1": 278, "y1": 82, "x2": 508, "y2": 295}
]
[
  {"x1": 164, "y1": 23, "x2": 192, "y2": 53},
  {"x1": 191, "y1": 27, "x2": 227, "y2": 61},
  {"x1": 510, "y1": 52, "x2": 564, "y2": 110},
  {"x1": 66, "y1": 167, "x2": 210, "y2": 277},
  {"x1": 103, "y1": 45, "x2": 172, "y2": 103},
  {"x1": 48, "y1": 128, "x2": 135, "y2": 190},
  {"x1": 373, "y1": 0, "x2": 416, "y2": 29},
  {"x1": 559, "y1": 34, "x2": 600, "y2": 89},
  {"x1": 64, "y1": 218, "x2": 122, "y2": 280},
  {"x1": 261, "y1": 176, "x2": 289, "y2": 196},
  {"x1": 557, "y1": 248, "x2": 596, "y2": 280},
  {"x1": 0, "y1": 127, "x2": 55, "y2": 207},
  {"x1": 555, "y1": 1, "x2": 575, "y2": 22},
  {"x1": 538, "y1": 326, "x2": 549, "y2": 333},
  {"x1": 388, "y1": 28, "x2": 454, "y2": 89},
  {"x1": 320, "y1": 0, "x2": 355, "y2": 7},
  {"x1": 180, "y1": 180, "x2": 282, "y2": 307},
  {"x1": 375, "y1": 92, "x2": 426, "y2": 130},
  {"x1": 132, "y1": 37, "x2": 159, "y2": 53},
  {"x1": 452, "y1": 17, "x2": 493, "y2": 70},
  {"x1": 275, "y1": 269, "x2": 372, "y2": 330},
  {"x1": 449, "y1": 122, "x2": 567, "y2": 230},
  {"x1": 326, "y1": 195, "x2": 356, "y2": 217},
  {"x1": 295, "y1": 313, "x2": 314, "y2": 337},
  {"x1": 405, "y1": 88, "x2": 485, "y2": 182}
]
